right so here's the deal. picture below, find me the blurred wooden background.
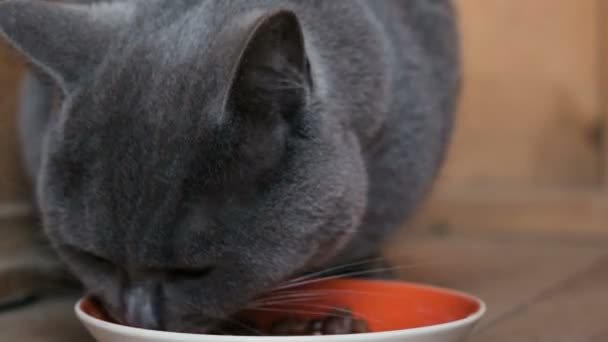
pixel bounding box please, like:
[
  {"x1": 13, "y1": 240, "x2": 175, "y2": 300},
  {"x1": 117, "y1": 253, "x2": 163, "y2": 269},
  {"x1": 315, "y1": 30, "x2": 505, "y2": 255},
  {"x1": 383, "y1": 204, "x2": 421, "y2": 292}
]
[
  {"x1": 0, "y1": 39, "x2": 27, "y2": 210},
  {"x1": 416, "y1": 0, "x2": 608, "y2": 237},
  {"x1": 0, "y1": 0, "x2": 606, "y2": 236}
]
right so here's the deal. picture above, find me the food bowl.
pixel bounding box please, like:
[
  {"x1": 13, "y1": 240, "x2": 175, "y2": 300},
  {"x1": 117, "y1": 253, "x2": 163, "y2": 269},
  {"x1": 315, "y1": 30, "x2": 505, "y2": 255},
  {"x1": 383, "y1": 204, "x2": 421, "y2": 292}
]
[{"x1": 76, "y1": 278, "x2": 485, "y2": 342}]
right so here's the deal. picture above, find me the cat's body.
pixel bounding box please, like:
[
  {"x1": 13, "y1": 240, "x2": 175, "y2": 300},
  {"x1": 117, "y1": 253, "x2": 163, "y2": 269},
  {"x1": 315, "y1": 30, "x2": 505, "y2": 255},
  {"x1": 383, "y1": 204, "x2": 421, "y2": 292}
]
[{"x1": 0, "y1": 0, "x2": 459, "y2": 332}]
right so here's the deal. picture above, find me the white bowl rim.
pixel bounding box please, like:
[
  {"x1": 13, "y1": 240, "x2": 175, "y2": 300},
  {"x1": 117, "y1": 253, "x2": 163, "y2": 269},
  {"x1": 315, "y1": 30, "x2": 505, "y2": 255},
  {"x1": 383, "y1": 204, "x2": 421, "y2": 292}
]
[{"x1": 75, "y1": 281, "x2": 486, "y2": 341}]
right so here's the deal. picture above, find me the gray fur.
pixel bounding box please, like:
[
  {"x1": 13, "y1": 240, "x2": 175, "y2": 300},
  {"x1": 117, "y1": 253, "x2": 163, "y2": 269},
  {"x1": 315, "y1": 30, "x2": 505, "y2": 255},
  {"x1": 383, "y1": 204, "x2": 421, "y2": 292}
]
[{"x1": 0, "y1": 0, "x2": 459, "y2": 332}]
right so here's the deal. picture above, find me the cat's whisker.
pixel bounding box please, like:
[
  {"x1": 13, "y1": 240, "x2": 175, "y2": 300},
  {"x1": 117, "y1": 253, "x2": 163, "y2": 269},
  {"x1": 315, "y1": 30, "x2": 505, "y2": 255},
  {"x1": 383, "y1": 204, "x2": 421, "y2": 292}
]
[
  {"x1": 251, "y1": 292, "x2": 329, "y2": 306},
  {"x1": 259, "y1": 287, "x2": 350, "y2": 300},
  {"x1": 245, "y1": 307, "x2": 353, "y2": 319},
  {"x1": 250, "y1": 287, "x2": 416, "y2": 313},
  {"x1": 220, "y1": 317, "x2": 266, "y2": 336},
  {"x1": 248, "y1": 288, "x2": 444, "y2": 329},
  {"x1": 262, "y1": 288, "x2": 406, "y2": 300},
  {"x1": 283, "y1": 256, "x2": 387, "y2": 285},
  {"x1": 250, "y1": 302, "x2": 383, "y2": 324},
  {"x1": 250, "y1": 293, "x2": 335, "y2": 307},
  {"x1": 269, "y1": 78, "x2": 304, "y2": 91},
  {"x1": 276, "y1": 261, "x2": 454, "y2": 290}
]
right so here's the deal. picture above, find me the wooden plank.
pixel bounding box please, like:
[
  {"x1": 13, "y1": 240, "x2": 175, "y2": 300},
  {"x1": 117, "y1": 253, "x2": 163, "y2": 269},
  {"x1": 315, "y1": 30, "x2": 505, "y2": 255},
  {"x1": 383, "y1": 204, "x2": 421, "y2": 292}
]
[
  {"x1": 0, "y1": 204, "x2": 86, "y2": 342},
  {"x1": 600, "y1": 0, "x2": 608, "y2": 189},
  {"x1": 470, "y1": 255, "x2": 608, "y2": 341},
  {"x1": 384, "y1": 235, "x2": 606, "y2": 329},
  {"x1": 0, "y1": 202, "x2": 33, "y2": 219},
  {"x1": 0, "y1": 297, "x2": 92, "y2": 342},
  {"x1": 445, "y1": 0, "x2": 602, "y2": 189},
  {"x1": 0, "y1": 40, "x2": 28, "y2": 204},
  {"x1": 590, "y1": 331, "x2": 608, "y2": 342},
  {"x1": 416, "y1": 189, "x2": 608, "y2": 237}
]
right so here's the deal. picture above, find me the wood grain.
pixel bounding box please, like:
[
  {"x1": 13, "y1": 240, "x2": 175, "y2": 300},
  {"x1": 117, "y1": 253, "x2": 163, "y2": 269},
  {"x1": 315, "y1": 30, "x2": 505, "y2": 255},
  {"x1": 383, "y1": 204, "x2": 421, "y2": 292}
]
[
  {"x1": 446, "y1": 0, "x2": 602, "y2": 188},
  {"x1": 0, "y1": 297, "x2": 92, "y2": 342},
  {"x1": 385, "y1": 235, "x2": 606, "y2": 328},
  {"x1": 0, "y1": 40, "x2": 28, "y2": 204},
  {"x1": 471, "y1": 255, "x2": 608, "y2": 342},
  {"x1": 600, "y1": 0, "x2": 608, "y2": 189},
  {"x1": 416, "y1": 189, "x2": 608, "y2": 237}
]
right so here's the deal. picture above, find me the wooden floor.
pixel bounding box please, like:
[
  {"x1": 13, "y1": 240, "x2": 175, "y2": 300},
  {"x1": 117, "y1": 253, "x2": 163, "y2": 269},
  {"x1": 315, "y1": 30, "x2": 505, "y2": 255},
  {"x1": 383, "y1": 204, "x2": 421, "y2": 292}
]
[{"x1": 1, "y1": 222, "x2": 607, "y2": 341}]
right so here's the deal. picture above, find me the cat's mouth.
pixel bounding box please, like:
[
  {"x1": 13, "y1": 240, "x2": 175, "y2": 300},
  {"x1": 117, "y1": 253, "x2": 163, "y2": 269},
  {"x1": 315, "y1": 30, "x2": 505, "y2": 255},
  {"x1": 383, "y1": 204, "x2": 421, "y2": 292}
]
[
  {"x1": 89, "y1": 295, "x2": 232, "y2": 333},
  {"x1": 88, "y1": 279, "x2": 308, "y2": 334},
  {"x1": 88, "y1": 296, "x2": 127, "y2": 327}
]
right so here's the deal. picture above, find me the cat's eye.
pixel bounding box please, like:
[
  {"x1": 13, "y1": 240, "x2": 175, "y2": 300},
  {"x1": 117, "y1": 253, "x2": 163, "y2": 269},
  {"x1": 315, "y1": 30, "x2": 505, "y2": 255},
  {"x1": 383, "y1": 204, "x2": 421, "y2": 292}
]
[
  {"x1": 62, "y1": 245, "x2": 115, "y2": 273},
  {"x1": 166, "y1": 266, "x2": 215, "y2": 280}
]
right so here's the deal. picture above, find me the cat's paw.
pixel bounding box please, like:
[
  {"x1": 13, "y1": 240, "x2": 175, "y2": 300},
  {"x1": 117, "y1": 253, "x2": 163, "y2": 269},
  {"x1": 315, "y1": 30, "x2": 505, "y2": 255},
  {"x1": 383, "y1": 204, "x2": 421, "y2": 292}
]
[
  {"x1": 216, "y1": 308, "x2": 369, "y2": 336},
  {"x1": 270, "y1": 308, "x2": 369, "y2": 335}
]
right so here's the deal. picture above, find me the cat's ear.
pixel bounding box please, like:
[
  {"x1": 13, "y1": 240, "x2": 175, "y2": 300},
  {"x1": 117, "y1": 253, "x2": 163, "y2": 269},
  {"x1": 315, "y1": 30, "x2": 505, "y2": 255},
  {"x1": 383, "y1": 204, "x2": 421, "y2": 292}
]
[
  {"x1": 0, "y1": 0, "x2": 134, "y2": 93},
  {"x1": 226, "y1": 10, "x2": 312, "y2": 119}
]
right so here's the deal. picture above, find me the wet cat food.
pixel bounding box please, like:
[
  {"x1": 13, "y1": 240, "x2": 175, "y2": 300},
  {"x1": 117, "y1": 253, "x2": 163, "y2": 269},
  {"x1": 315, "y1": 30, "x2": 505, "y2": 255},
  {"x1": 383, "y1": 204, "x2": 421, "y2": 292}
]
[
  {"x1": 219, "y1": 308, "x2": 370, "y2": 336},
  {"x1": 271, "y1": 308, "x2": 370, "y2": 335}
]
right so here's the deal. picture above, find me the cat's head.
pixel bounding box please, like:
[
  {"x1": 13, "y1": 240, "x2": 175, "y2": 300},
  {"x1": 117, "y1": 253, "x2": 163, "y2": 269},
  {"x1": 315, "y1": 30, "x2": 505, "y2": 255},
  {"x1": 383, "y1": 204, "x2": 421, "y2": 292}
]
[{"x1": 0, "y1": 0, "x2": 367, "y2": 332}]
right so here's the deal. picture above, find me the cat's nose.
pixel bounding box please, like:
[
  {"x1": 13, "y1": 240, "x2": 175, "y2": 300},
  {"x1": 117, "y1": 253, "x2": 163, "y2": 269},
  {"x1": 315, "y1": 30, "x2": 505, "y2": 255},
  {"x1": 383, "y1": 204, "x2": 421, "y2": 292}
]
[{"x1": 124, "y1": 285, "x2": 161, "y2": 330}]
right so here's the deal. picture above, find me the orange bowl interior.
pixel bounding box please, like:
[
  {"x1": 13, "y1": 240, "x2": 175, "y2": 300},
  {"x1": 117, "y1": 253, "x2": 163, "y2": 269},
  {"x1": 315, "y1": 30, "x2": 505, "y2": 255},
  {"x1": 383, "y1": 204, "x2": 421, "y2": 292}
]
[{"x1": 81, "y1": 279, "x2": 481, "y2": 334}]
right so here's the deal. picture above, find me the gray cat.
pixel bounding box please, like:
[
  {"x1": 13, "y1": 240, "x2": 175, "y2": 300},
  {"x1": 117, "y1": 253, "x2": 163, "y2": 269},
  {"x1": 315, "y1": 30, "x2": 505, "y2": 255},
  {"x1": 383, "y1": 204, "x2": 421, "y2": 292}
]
[{"x1": 0, "y1": 0, "x2": 459, "y2": 333}]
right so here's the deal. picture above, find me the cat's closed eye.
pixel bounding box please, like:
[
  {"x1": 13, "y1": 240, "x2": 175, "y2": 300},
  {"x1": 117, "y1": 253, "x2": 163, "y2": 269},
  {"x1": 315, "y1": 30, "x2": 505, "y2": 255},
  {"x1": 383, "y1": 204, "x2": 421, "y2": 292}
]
[
  {"x1": 164, "y1": 266, "x2": 216, "y2": 281},
  {"x1": 63, "y1": 245, "x2": 116, "y2": 274}
]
